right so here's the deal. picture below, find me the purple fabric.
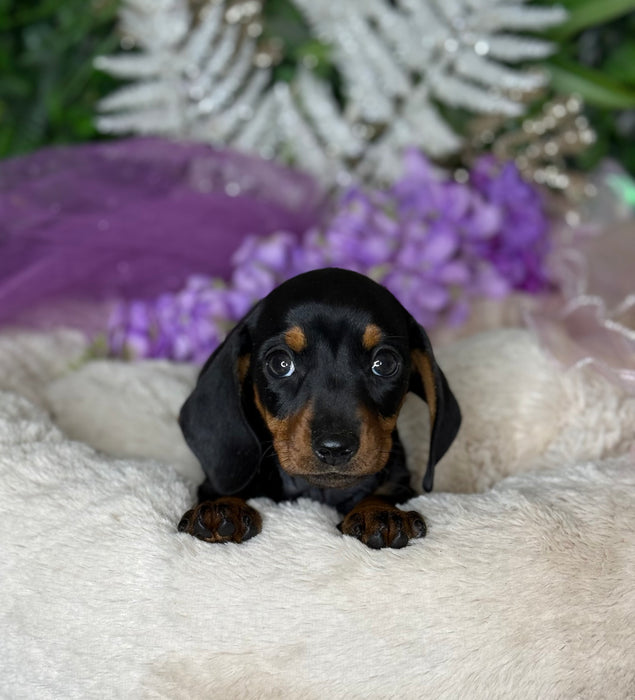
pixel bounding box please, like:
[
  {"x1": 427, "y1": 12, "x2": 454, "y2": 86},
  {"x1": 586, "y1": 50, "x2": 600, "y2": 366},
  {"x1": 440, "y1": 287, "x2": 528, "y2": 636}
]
[{"x1": 0, "y1": 138, "x2": 324, "y2": 328}]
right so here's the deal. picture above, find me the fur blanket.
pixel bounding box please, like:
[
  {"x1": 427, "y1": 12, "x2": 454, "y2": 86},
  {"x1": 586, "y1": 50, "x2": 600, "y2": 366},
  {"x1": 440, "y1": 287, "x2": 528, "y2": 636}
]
[{"x1": 1, "y1": 328, "x2": 634, "y2": 698}]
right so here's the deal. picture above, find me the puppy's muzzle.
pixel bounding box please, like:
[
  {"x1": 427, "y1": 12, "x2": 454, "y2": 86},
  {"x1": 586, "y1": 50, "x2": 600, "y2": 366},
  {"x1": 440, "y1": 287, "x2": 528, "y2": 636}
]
[{"x1": 311, "y1": 433, "x2": 359, "y2": 467}]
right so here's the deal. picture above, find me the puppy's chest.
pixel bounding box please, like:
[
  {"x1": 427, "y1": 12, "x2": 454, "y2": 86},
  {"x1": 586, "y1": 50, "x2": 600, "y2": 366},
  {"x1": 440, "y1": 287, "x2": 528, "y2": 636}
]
[{"x1": 277, "y1": 468, "x2": 388, "y2": 514}]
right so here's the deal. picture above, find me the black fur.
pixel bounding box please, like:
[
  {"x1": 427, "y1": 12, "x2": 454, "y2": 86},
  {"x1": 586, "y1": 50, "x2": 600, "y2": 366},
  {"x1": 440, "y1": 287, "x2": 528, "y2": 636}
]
[{"x1": 179, "y1": 268, "x2": 461, "y2": 517}]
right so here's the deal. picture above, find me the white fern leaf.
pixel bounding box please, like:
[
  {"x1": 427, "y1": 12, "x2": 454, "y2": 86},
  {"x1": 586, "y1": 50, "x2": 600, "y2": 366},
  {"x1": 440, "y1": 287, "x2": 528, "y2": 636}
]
[
  {"x1": 199, "y1": 69, "x2": 271, "y2": 141},
  {"x1": 322, "y1": 25, "x2": 397, "y2": 121},
  {"x1": 364, "y1": 104, "x2": 460, "y2": 181},
  {"x1": 273, "y1": 83, "x2": 335, "y2": 177},
  {"x1": 197, "y1": 23, "x2": 241, "y2": 87},
  {"x1": 296, "y1": 69, "x2": 364, "y2": 159},
  {"x1": 364, "y1": 0, "x2": 426, "y2": 68},
  {"x1": 405, "y1": 107, "x2": 462, "y2": 158},
  {"x1": 397, "y1": 0, "x2": 455, "y2": 59},
  {"x1": 98, "y1": 81, "x2": 172, "y2": 112},
  {"x1": 341, "y1": 5, "x2": 410, "y2": 99},
  {"x1": 182, "y1": 2, "x2": 225, "y2": 68},
  {"x1": 360, "y1": 82, "x2": 462, "y2": 182},
  {"x1": 93, "y1": 54, "x2": 163, "y2": 79},
  {"x1": 455, "y1": 50, "x2": 547, "y2": 91},
  {"x1": 96, "y1": 107, "x2": 182, "y2": 134},
  {"x1": 478, "y1": 5, "x2": 567, "y2": 33},
  {"x1": 95, "y1": 0, "x2": 567, "y2": 182},
  {"x1": 119, "y1": 2, "x2": 190, "y2": 49},
  {"x1": 428, "y1": 66, "x2": 524, "y2": 115},
  {"x1": 232, "y1": 92, "x2": 279, "y2": 156},
  {"x1": 197, "y1": 37, "x2": 255, "y2": 115},
  {"x1": 486, "y1": 35, "x2": 558, "y2": 62}
]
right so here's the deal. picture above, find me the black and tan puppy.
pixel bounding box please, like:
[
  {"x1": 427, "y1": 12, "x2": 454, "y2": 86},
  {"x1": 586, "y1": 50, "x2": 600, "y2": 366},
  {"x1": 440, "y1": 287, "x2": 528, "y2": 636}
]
[{"x1": 178, "y1": 268, "x2": 461, "y2": 549}]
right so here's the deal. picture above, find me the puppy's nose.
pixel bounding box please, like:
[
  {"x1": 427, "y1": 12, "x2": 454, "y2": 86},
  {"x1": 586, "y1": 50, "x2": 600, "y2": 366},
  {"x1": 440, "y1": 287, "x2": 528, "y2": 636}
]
[{"x1": 312, "y1": 435, "x2": 359, "y2": 467}]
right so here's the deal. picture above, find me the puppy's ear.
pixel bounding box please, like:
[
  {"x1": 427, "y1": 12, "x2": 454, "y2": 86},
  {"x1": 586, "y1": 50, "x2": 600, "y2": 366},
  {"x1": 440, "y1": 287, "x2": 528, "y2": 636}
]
[
  {"x1": 408, "y1": 320, "x2": 461, "y2": 492},
  {"x1": 179, "y1": 306, "x2": 261, "y2": 495}
]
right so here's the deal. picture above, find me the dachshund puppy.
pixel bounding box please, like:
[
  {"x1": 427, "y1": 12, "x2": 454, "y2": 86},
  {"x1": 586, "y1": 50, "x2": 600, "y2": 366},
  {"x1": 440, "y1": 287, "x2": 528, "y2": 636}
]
[{"x1": 178, "y1": 268, "x2": 461, "y2": 549}]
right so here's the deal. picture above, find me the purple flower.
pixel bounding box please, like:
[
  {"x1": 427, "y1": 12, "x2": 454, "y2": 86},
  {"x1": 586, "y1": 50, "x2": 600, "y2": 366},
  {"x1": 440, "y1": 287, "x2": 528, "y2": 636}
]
[
  {"x1": 470, "y1": 155, "x2": 551, "y2": 291},
  {"x1": 107, "y1": 300, "x2": 153, "y2": 359},
  {"x1": 230, "y1": 231, "x2": 301, "y2": 301},
  {"x1": 107, "y1": 149, "x2": 553, "y2": 361},
  {"x1": 107, "y1": 278, "x2": 236, "y2": 362}
]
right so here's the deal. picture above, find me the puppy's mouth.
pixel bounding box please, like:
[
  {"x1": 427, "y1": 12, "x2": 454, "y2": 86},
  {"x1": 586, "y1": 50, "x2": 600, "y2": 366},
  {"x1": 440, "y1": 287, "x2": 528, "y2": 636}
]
[{"x1": 300, "y1": 472, "x2": 364, "y2": 489}]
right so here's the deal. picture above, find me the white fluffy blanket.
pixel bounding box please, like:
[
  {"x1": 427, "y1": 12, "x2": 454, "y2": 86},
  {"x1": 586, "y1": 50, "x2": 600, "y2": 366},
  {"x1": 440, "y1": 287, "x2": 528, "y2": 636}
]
[{"x1": 1, "y1": 328, "x2": 634, "y2": 698}]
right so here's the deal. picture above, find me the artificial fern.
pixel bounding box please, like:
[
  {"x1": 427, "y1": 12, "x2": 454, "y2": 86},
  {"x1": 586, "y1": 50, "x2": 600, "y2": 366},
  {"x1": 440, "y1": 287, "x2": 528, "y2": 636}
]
[{"x1": 95, "y1": 0, "x2": 567, "y2": 181}]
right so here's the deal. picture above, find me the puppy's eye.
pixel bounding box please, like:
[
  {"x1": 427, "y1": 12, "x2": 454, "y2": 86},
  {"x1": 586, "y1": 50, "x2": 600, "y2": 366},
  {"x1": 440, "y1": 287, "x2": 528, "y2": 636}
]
[
  {"x1": 371, "y1": 349, "x2": 401, "y2": 378},
  {"x1": 265, "y1": 350, "x2": 296, "y2": 378}
]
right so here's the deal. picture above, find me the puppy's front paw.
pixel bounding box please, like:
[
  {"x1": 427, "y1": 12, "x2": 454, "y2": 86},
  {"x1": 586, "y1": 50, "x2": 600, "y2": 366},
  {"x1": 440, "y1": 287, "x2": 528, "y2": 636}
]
[
  {"x1": 338, "y1": 499, "x2": 426, "y2": 549},
  {"x1": 178, "y1": 497, "x2": 262, "y2": 543}
]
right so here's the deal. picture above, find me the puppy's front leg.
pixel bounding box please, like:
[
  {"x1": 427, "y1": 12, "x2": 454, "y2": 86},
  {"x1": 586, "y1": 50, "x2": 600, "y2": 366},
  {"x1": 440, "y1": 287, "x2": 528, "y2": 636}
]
[
  {"x1": 338, "y1": 496, "x2": 426, "y2": 549},
  {"x1": 178, "y1": 497, "x2": 262, "y2": 544}
]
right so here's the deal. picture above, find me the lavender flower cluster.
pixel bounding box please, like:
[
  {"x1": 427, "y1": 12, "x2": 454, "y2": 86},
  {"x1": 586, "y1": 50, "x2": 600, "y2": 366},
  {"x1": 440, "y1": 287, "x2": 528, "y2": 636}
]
[{"x1": 108, "y1": 151, "x2": 551, "y2": 362}]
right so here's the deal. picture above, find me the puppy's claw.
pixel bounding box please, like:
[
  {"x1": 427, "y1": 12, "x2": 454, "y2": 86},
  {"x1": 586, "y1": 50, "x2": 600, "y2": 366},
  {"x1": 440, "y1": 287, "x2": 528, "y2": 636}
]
[
  {"x1": 216, "y1": 517, "x2": 236, "y2": 538},
  {"x1": 178, "y1": 498, "x2": 262, "y2": 544},
  {"x1": 177, "y1": 512, "x2": 194, "y2": 533},
  {"x1": 390, "y1": 530, "x2": 409, "y2": 549},
  {"x1": 409, "y1": 512, "x2": 427, "y2": 539},
  {"x1": 366, "y1": 531, "x2": 386, "y2": 549}
]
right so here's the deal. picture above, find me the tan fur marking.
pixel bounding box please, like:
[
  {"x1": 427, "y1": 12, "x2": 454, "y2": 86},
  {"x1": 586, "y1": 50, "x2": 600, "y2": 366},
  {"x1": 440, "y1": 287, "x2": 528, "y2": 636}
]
[
  {"x1": 362, "y1": 323, "x2": 383, "y2": 350},
  {"x1": 252, "y1": 387, "x2": 270, "y2": 427},
  {"x1": 237, "y1": 354, "x2": 250, "y2": 385},
  {"x1": 284, "y1": 326, "x2": 307, "y2": 353},
  {"x1": 253, "y1": 387, "x2": 314, "y2": 474},
  {"x1": 356, "y1": 404, "x2": 397, "y2": 475},
  {"x1": 411, "y1": 349, "x2": 437, "y2": 426},
  {"x1": 253, "y1": 390, "x2": 399, "y2": 481}
]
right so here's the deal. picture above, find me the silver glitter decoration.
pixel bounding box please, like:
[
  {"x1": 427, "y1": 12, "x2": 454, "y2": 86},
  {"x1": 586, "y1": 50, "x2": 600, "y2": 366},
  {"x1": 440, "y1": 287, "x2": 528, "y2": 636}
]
[
  {"x1": 467, "y1": 94, "x2": 597, "y2": 199},
  {"x1": 95, "y1": 0, "x2": 567, "y2": 183}
]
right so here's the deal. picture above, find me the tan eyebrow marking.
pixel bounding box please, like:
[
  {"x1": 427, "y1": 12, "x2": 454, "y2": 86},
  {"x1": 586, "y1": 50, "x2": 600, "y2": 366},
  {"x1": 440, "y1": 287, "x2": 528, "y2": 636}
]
[
  {"x1": 362, "y1": 323, "x2": 383, "y2": 350},
  {"x1": 284, "y1": 325, "x2": 307, "y2": 353}
]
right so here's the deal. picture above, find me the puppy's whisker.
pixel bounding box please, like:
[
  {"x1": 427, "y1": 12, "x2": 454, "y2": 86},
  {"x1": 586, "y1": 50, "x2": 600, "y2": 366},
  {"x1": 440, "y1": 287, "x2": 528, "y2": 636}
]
[{"x1": 260, "y1": 443, "x2": 277, "y2": 460}]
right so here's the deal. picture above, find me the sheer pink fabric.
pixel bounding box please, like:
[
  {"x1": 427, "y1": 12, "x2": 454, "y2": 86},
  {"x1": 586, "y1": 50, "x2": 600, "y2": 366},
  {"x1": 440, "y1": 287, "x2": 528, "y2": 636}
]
[{"x1": 527, "y1": 185, "x2": 635, "y2": 395}]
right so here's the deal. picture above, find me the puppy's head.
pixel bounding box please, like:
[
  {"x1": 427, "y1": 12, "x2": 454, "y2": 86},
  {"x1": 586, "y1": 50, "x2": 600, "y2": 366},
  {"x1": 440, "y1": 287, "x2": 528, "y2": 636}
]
[{"x1": 180, "y1": 268, "x2": 461, "y2": 495}]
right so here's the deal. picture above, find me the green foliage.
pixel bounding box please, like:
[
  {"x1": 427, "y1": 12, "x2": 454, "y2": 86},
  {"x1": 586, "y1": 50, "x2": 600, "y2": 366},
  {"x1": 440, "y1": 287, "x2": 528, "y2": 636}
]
[
  {"x1": 548, "y1": 0, "x2": 635, "y2": 38},
  {"x1": 1, "y1": 0, "x2": 633, "y2": 173},
  {"x1": 0, "y1": 0, "x2": 119, "y2": 158},
  {"x1": 538, "y1": 0, "x2": 635, "y2": 172},
  {"x1": 262, "y1": 0, "x2": 334, "y2": 84}
]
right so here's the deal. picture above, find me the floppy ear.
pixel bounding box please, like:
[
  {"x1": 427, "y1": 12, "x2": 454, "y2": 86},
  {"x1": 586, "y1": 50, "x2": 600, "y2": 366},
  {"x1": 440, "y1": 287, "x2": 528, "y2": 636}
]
[
  {"x1": 179, "y1": 307, "x2": 262, "y2": 495},
  {"x1": 408, "y1": 320, "x2": 462, "y2": 493}
]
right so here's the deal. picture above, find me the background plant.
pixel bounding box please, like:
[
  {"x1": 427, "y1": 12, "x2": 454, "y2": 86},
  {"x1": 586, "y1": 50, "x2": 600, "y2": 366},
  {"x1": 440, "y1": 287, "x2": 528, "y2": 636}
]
[
  {"x1": 540, "y1": 0, "x2": 635, "y2": 172},
  {"x1": 0, "y1": 0, "x2": 633, "y2": 175},
  {"x1": 0, "y1": 0, "x2": 119, "y2": 157}
]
